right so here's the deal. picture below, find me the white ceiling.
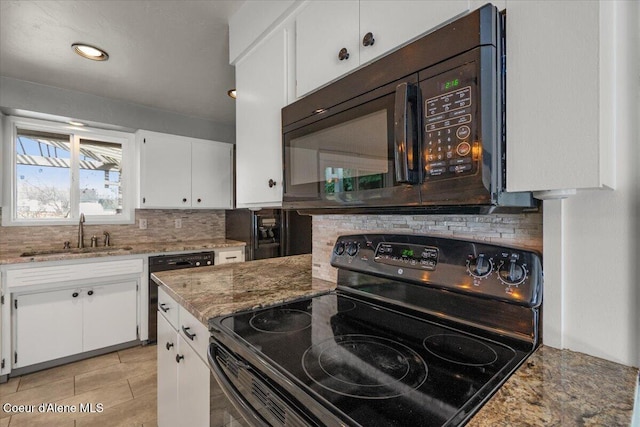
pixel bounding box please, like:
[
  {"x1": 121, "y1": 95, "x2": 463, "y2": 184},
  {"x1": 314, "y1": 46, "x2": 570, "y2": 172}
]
[{"x1": 0, "y1": 0, "x2": 244, "y2": 126}]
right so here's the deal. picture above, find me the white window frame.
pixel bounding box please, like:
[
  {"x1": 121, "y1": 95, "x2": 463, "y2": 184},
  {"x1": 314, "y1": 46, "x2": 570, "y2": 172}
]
[{"x1": 2, "y1": 116, "x2": 136, "y2": 226}]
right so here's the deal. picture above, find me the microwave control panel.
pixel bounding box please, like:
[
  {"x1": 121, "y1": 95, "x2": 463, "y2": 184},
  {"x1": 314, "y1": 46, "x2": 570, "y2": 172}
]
[{"x1": 422, "y1": 62, "x2": 480, "y2": 180}]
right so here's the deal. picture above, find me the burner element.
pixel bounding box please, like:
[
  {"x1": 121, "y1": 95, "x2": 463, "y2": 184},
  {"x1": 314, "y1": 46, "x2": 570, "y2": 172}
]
[
  {"x1": 337, "y1": 299, "x2": 357, "y2": 313},
  {"x1": 249, "y1": 309, "x2": 312, "y2": 333},
  {"x1": 303, "y1": 335, "x2": 428, "y2": 399},
  {"x1": 423, "y1": 334, "x2": 498, "y2": 366}
]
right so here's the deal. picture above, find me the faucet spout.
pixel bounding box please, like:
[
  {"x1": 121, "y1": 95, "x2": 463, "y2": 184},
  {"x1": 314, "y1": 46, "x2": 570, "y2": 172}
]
[{"x1": 78, "y1": 213, "x2": 85, "y2": 248}]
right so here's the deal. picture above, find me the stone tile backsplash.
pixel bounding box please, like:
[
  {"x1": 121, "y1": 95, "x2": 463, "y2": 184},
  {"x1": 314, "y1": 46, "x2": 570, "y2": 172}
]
[
  {"x1": 0, "y1": 208, "x2": 225, "y2": 253},
  {"x1": 312, "y1": 213, "x2": 543, "y2": 282}
]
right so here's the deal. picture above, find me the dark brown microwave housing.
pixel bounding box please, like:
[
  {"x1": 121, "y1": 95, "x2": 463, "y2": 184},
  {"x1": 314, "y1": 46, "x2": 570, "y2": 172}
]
[{"x1": 282, "y1": 4, "x2": 538, "y2": 215}]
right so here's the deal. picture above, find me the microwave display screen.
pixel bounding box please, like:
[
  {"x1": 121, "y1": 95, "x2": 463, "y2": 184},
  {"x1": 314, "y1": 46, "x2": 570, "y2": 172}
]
[{"x1": 440, "y1": 78, "x2": 460, "y2": 91}]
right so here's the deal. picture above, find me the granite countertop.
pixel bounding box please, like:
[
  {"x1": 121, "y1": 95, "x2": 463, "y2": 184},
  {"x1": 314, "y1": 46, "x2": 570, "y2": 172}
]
[
  {"x1": 152, "y1": 254, "x2": 639, "y2": 426},
  {"x1": 0, "y1": 238, "x2": 246, "y2": 265},
  {"x1": 468, "y1": 345, "x2": 639, "y2": 426},
  {"x1": 151, "y1": 253, "x2": 335, "y2": 325}
]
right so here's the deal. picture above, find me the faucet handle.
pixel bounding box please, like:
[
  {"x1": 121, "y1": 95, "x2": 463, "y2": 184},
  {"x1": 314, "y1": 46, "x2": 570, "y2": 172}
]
[{"x1": 103, "y1": 231, "x2": 111, "y2": 247}]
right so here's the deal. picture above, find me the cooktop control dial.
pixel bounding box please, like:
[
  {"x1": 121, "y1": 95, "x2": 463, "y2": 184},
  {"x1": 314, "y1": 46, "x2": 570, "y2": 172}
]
[
  {"x1": 497, "y1": 254, "x2": 528, "y2": 286},
  {"x1": 333, "y1": 242, "x2": 345, "y2": 256},
  {"x1": 345, "y1": 242, "x2": 360, "y2": 257},
  {"x1": 466, "y1": 254, "x2": 493, "y2": 278}
]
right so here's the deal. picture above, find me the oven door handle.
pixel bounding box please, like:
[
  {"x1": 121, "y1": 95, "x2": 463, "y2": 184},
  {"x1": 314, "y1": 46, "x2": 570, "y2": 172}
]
[{"x1": 208, "y1": 344, "x2": 270, "y2": 427}]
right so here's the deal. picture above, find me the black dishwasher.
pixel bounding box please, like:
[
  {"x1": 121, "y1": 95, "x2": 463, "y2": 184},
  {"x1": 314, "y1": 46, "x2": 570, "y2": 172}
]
[{"x1": 148, "y1": 252, "x2": 214, "y2": 343}]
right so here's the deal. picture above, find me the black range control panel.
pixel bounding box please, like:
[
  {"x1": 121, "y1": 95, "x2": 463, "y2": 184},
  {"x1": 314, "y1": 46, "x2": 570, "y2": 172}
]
[
  {"x1": 331, "y1": 234, "x2": 543, "y2": 308},
  {"x1": 374, "y1": 242, "x2": 439, "y2": 270}
]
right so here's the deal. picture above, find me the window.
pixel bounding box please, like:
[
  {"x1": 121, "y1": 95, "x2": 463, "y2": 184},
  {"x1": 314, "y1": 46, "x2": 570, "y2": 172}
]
[{"x1": 3, "y1": 117, "x2": 135, "y2": 225}]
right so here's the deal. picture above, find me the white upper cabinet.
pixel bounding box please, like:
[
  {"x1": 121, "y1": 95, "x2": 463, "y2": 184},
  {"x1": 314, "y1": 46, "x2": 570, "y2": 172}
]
[
  {"x1": 235, "y1": 25, "x2": 291, "y2": 208},
  {"x1": 296, "y1": 0, "x2": 470, "y2": 97},
  {"x1": 505, "y1": 0, "x2": 628, "y2": 195},
  {"x1": 138, "y1": 130, "x2": 233, "y2": 209},
  {"x1": 296, "y1": 0, "x2": 360, "y2": 97},
  {"x1": 359, "y1": 1, "x2": 470, "y2": 65}
]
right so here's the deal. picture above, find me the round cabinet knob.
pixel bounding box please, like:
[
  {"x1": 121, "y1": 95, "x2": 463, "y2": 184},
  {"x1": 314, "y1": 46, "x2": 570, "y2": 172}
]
[
  {"x1": 362, "y1": 32, "x2": 375, "y2": 47},
  {"x1": 338, "y1": 48, "x2": 350, "y2": 61},
  {"x1": 467, "y1": 254, "x2": 493, "y2": 278},
  {"x1": 182, "y1": 198, "x2": 187, "y2": 203},
  {"x1": 334, "y1": 242, "x2": 345, "y2": 255},
  {"x1": 176, "y1": 354, "x2": 184, "y2": 363},
  {"x1": 345, "y1": 242, "x2": 359, "y2": 257},
  {"x1": 498, "y1": 260, "x2": 527, "y2": 285},
  {"x1": 206, "y1": 260, "x2": 212, "y2": 265},
  {"x1": 197, "y1": 198, "x2": 202, "y2": 203},
  {"x1": 195, "y1": 261, "x2": 201, "y2": 267},
  {"x1": 268, "y1": 179, "x2": 277, "y2": 188},
  {"x1": 72, "y1": 292, "x2": 79, "y2": 298},
  {"x1": 165, "y1": 342, "x2": 174, "y2": 351},
  {"x1": 87, "y1": 290, "x2": 94, "y2": 296}
]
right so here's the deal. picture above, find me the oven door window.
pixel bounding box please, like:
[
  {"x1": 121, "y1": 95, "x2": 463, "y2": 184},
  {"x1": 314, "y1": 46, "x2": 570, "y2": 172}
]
[{"x1": 284, "y1": 93, "x2": 420, "y2": 208}]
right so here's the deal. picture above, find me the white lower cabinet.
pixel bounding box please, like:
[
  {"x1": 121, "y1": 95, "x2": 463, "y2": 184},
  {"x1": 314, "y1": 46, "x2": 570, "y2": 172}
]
[
  {"x1": 157, "y1": 291, "x2": 210, "y2": 427},
  {"x1": 83, "y1": 281, "x2": 138, "y2": 352},
  {"x1": 13, "y1": 280, "x2": 138, "y2": 368},
  {"x1": 157, "y1": 313, "x2": 179, "y2": 427},
  {"x1": 14, "y1": 288, "x2": 83, "y2": 367}
]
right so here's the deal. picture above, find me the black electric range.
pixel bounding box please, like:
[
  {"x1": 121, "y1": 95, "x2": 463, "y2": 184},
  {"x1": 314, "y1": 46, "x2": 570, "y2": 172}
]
[{"x1": 208, "y1": 234, "x2": 542, "y2": 427}]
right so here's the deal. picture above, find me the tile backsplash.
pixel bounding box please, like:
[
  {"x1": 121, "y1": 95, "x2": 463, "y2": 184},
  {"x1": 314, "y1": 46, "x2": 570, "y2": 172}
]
[
  {"x1": 0, "y1": 208, "x2": 225, "y2": 253},
  {"x1": 312, "y1": 213, "x2": 543, "y2": 282}
]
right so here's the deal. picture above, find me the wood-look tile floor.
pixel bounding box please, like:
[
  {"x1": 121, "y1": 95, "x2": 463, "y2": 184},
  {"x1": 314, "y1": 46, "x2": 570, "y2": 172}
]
[{"x1": 0, "y1": 344, "x2": 157, "y2": 427}]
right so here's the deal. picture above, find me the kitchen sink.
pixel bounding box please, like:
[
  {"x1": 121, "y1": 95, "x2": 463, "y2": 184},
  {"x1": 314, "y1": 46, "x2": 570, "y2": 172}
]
[{"x1": 20, "y1": 246, "x2": 134, "y2": 257}]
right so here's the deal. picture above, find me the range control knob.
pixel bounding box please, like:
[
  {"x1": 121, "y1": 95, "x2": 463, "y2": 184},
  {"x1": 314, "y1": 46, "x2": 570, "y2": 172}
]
[
  {"x1": 334, "y1": 242, "x2": 345, "y2": 255},
  {"x1": 498, "y1": 259, "x2": 527, "y2": 285},
  {"x1": 345, "y1": 242, "x2": 359, "y2": 257},
  {"x1": 467, "y1": 254, "x2": 493, "y2": 278}
]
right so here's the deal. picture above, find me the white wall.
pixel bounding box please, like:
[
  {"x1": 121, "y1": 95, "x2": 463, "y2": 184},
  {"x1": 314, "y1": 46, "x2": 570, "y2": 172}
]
[
  {"x1": 542, "y1": 1, "x2": 639, "y2": 367},
  {"x1": 0, "y1": 77, "x2": 235, "y2": 143}
]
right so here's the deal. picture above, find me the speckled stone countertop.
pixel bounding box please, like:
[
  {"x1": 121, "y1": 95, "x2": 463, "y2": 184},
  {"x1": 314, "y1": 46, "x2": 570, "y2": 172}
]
[
  {"x1": 151, "y1": 254, "x2": 638, "y2": 426},
  {"x1": 151, "y1": 253, "x2": 335, "y2": 325},
  {"x1": 468, "y1": 345, "x2": 639, "y2": 426},
  {"x1": 0, "y1": 238, "x2": 245, "y2": 265}
]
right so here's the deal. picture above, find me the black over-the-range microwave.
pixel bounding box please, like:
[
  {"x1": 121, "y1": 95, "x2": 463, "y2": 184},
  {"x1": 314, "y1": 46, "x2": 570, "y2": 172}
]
[{"x1": 282, "y1": 3, "x2": 536, "y2": 214}]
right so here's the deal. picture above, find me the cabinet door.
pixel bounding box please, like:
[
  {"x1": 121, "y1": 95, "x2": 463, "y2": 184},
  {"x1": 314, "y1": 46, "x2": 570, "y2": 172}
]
[
  {"x1": 14, "y1": 289, "x2": 83, "y2": 368},
  {"x1": 191, "y1": 141, "x2": 233, "y2": 209},
  {"x1": 504, "y1": 0, "x2": 614, "y2": 192},
  {"x1": 359, "y1": 0, "x2": 470, "y2": 65},
  {"x1": 296, "y1": 0, "x2": 359, "y2": 97},
  {"x1": 235, "y1": 27, "x2": 288, "y2": 207},
  {"x1": 140, "y1": 132, "x2": 192, "y2": 208},
  {"x1": 177, "y1": 335, "x2": 210, "y2": 427},
  {"x1": 157, "y1": 314, "x2": 179, "y2": 427},
  {"x1": 83, "y1": 281, "x2": 138, "y2": 352}
]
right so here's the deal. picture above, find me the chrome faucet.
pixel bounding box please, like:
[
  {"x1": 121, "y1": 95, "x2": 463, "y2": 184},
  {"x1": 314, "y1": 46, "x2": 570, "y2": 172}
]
[
  {"x1": 77, "y1": 213, "x2": 85, "y2": 248},
  {"x1": 103, "y1": 231, "x2": 111, "y2": 247}
]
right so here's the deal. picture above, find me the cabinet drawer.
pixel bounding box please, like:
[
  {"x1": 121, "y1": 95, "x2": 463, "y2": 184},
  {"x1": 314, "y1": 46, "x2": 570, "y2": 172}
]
[
  {"x1": 7, "y1": 259, "x2": 144, "y2": 289},
  {"x1": 158, "y1": 287, "x2": 179, "y2": 330},
  {"x1": 178, "y1": 306, "x2": 209, "y2": 363},
  {"x1": 216, "y1": 249, "x2": 244, "y2": 265}
]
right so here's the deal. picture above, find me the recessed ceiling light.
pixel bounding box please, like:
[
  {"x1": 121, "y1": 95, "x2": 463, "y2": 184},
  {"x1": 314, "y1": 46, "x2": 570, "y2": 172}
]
[
  {"x1": 68, "y1": 120, "x2": 85, "y2": 126},
  {"x1": 227, "y1": 89, "x2": 236, "y2": 99},
  {"x1": 72, "y1": 43, "x2": 109, "y2": 61}
]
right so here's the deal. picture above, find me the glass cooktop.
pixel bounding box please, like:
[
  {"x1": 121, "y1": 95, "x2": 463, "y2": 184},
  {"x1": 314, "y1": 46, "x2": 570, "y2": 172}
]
[{"x1": 218, "y1": 292, "x2": 530, "y2": 427}]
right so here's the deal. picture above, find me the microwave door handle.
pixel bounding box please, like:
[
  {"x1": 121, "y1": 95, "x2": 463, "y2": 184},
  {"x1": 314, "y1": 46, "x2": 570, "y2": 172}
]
[{"x1": 394, "y1": 83, "x2": 420, "y2": 184}]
